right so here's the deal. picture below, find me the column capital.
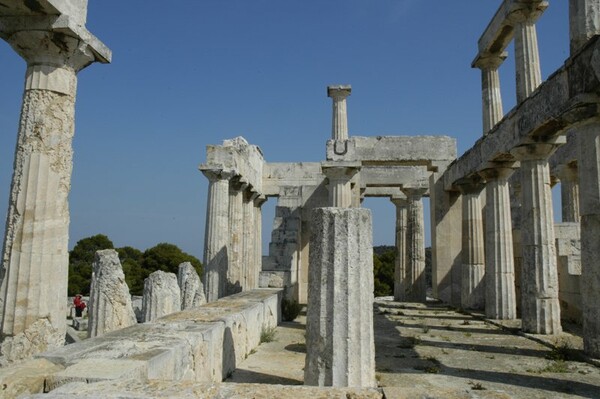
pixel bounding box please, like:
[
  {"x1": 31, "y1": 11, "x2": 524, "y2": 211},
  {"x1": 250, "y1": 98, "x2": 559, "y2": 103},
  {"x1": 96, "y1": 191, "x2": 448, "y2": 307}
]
[
  {"x1": 507, "y1": 1, "x2": 548, "y2": 24},
  {"x1": 253, "y1": 194, "x2": 267, "y2": 207},
  {"x1": 455, "y1": 175, "x2": 485, "y2": 195},
  {"x1": 200, "y1": 166, "x2": 235, "y2": 182},
  {"x1": 401, "y1": 187, "x2": 428, "y2": 199},
  {"x1": 327, "y1": 85, "x2": 352, "y2": 99},
  {"x1": 390, "y1": 195, "x2": 408, "y2": 207},
  {"x1": 472, "y1": 51, "x2": 508, "y2": 69},
  {"x1": 553, "y1": 163, "x2": 578, "y2": 182},
  {"x1": 510, "y1": 143, "x2": 561, "y2": 161},
  {"x1": 478, "y1": 166, "x2": 515, "y2": 181},
  {"x1": 322, "y1": 162, "x2": 361, "y2": 181}
]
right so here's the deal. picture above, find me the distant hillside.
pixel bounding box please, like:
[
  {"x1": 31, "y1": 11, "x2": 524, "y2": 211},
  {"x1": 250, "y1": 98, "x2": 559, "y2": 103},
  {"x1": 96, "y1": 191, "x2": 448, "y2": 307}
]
[
  {"x1": 373, "y1": 245, "x2": 432, "y2": 289},
  {"x1": 373, "y1": 245, "x2": 395, "y2": 256}
]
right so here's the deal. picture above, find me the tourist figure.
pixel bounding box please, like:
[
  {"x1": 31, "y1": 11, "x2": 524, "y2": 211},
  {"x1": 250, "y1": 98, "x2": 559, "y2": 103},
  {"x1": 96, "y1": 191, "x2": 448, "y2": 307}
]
[{"x1": 74, "y1": 294, "x2": 86, "y2": 317}]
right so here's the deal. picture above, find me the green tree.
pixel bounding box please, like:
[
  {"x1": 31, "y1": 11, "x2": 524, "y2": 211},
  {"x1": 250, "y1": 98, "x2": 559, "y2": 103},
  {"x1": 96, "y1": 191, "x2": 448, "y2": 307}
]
[
  {"x1": 373, "y1": 247, "x2": 395, "y2": 297},
  {"x1": 117, "y1": 246, "x2": 144, "y2": 295},
  {"x1": 68, "y1": 234, "x2": 114, "y2": 296},
  {"x1": 140, "y1": 243, "x2": 202, "y2": 278}
]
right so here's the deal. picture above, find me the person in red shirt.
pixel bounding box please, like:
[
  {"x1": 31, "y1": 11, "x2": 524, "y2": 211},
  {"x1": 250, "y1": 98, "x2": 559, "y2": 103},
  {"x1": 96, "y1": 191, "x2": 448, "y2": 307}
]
[{"x1": 73, "y1": 294, "x2": 86, "y2": 317}]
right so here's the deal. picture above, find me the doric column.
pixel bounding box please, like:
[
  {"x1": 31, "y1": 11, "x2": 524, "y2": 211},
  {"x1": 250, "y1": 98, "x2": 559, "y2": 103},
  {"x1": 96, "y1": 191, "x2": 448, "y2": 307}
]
[
  {"x1": 0, "y1": 6, "x2": 110, "y2": 361},
  {"x1": 511, "y1": 144, "x2": 562, "y2": 334},
  {"x1": 569, "y1": 0, "x2": 600, "y2": 55},
  {"x1": 201, "y1": 168, "x2": 234, "y2": 302},
  {"x1": 512, "y1": 9, "x2": 543, "y2": 103},
  {"x1": 305, "y1": 208, "x2": 375, "y2": 387},
  {"x1": 401, "y1": 188, "x2": 428, "y2": 302},
  {"x1": 555, "y1": 163, "x2": 581, "y2": 222},
  {"x1": 473, "y1": 53, "x2": 506, "y2": 134},
  {"x1": 226, "y1": 178, "x2": 246, "y2": 296},
  {"x1": 457, "y1": 179, "x2": 486, "y2": 310},
  {"x1": 576, "y1": 119, "x2": 600, "y2": 357},
  {"x1": 252, "y1": 195, "x2": 267, "y2": 290},
  {"x1": 479, "y1": 167, "x2": 517, "y2": 320},
  {"x1": 241, "y1": 191, "x2": 258, "y2": 290},
  {"x1": 390, "y1": 196, "x2": 408, "y2": 302},
  {"x1": 327, "y1": 85, "x2": 352, "y2": 140},
  {"x1": 322, "y1": 163, "x2": 361, "y2": 208}
]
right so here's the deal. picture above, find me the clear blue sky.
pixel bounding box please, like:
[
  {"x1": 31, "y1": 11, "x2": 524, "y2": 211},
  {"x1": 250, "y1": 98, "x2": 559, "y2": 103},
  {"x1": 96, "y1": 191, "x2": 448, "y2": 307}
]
[{"x1": 0, "y1": 1, "x2": 569, "y2": 260}]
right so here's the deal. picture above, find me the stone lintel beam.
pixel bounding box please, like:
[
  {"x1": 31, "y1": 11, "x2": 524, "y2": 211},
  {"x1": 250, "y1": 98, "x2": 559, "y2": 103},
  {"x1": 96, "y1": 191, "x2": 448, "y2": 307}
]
[
  {"x1": 362, "y1": 187, "x2": 404, "y2": 198},
  {"x1": 443, "y1": 35, "x2": 600, "y2": 191},
  {"x1": 0, "y1": 2, "x2": 111, "y2": 66},
  {"x1": 327, "y1": 136, "x2": 457, "y2": 170},
  {"x1": 474, "y1": 0, "x2": 548, "y2": 62},
  {"x1": 262, "y1": 162, "x2": 325, "y2": 197},
  {"x1": 204, "y1": 137, "x2": 264, "y2": 195},
  {"x1": 359, "y1": 165, "x2": 430, "y2": 189}
]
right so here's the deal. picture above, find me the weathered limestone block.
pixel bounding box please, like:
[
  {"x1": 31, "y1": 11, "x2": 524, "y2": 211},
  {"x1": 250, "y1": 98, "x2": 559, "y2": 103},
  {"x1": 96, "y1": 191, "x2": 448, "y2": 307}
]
[
  {"x1": 87, "y1": 250, "x2": 137, "y2": 338},
  {"x1": 555, "y1": 223, "x2": 582, "y2": 324},
  {"x1": 178, "y1": 262, "x2": 206, "y2": 310},
  {"x1": 143, "y1": 271, "x2": 181, "y2": 322},
  {"x1": 305, "y1": 208, "x2": 375, "y2": 388},
  {"x1": 0, "y1": 358, "x2": 63, "y2": 397}
]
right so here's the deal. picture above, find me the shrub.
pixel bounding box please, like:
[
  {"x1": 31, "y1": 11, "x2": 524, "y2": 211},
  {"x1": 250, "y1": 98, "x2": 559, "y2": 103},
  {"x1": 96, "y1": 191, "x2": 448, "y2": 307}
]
[{"x1": 281, "y1": 298, "x2": 302, "y2": 321}]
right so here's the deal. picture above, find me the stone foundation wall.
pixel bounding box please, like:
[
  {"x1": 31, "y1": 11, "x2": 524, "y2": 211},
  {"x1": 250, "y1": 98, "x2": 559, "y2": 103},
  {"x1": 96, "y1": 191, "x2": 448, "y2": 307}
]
[{"x1": 0, "y1": 289, "x2": 281, "y2": 397}]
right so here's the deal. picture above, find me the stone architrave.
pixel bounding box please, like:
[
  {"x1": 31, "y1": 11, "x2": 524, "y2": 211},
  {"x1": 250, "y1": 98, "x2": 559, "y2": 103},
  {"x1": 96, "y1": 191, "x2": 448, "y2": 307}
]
[
  {"x1": 177, "y1": 262, "x2": 206, "y2": 310},
  {"x1": 390, "y1": 196, "x2": 408, "y2": 302},
  {"x1": 511, "y1": 144, "x2": 562, "y2": 334},
  {"x1": 0, "y1": 3, "x2": 111, "y2": 360},
  {"x1": 327, "y1": 85, "x2": 352, "y2": 141},
  {"x1": 457, "y1": 179, "x2": 486, "y2": 310},
  {"x1": 304, "y1": 208, "x2": 375, "y2": 388},
  {"x1": 87, "y1": 250, "x2": 137, "y2": 338},
  {"x1": 480, "y1": 167, "x2": 517, "y2": 319},
  {"x1": 577, "y1": 120, "x2": 600, "y2": 357},
  {"x1": 401, "y1": 188, "x2": 428, "y2": 302},
  {"x1": 473, "y1": 53, "x2": 506, "y2": 134},
  {"x1": 142, "y1": 271, "x2": 181, "y2": 322},
  {"x1": 201, "y1": 168, "x2": 234, "y2": 302},
  {"x1": 555, "y1": 164, "x2": 581, "y2": 222}
]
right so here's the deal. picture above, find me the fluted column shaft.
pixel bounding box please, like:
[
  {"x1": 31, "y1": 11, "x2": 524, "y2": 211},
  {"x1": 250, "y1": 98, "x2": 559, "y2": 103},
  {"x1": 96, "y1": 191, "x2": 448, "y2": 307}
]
[
  {"x1": 458, "y1": 182, "x2": 485, "y2": 310},
  {"x1": 226, "y1": 180, "x2": 245, "y2": 296},
  {"x1": 202, "y1": 170, "x2": 233, "y2": 302},
  {"x1": 475, "y1": 54, "x2": 506, "y2": 134},
  {"x1": 511, "y1": 144, "x2": 561, "y2": 334},
  {"x1": 480, "y1": 168, "x2": 517, "y2": 319},
  {"x1": 391, "y1": 197, "x2": 408, "y2": 301},
  {"x1": 402, "y1": 188, "x2": 427, "y2": 302},
  {"x1": 327, "y1": 85, "x2": 352, "y2": 141},
  {"x1": 555, "y1": 164, "x2": 581, "y2": 222},
  {"x1": 252, "y1": 196, "x2": 266, "y2": 290},
  {"x1": 241, "y1": 191, "x2": 257, "y2": 291},
  {"x1": 514, "y1": 14, "x2": 542, "y2": 103},
  {"x1": 1, "y1": 26, "x2": 109, "y2": 359},
  {"x1": 576, "y1": 120, "x2": 600, "y2": 357}
]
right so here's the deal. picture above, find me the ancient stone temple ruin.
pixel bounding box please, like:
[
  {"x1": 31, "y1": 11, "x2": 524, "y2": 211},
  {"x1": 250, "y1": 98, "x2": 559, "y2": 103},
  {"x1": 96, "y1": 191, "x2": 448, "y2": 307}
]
[{"x1": 1, "y1": 0, "x2": 600, "y2": 398}]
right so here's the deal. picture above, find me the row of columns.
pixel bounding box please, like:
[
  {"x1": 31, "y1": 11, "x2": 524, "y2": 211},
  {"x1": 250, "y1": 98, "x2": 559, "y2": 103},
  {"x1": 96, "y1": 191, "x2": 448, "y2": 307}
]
[{"x1": 201, "y1": 168, "x2": 264, "y2": 302}]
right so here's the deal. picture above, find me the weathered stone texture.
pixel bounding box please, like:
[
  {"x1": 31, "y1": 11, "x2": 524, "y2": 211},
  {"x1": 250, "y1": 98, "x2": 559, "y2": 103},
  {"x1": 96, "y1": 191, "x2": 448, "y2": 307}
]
[
  {"x1": 87, "y1": 249, "x2": 137, "y2": 338},
  {"x1": 142, "y1": 270, "x2": 181, "y2": 322},
  {"x1": 178, "y1": 262, "x2": 206, "y2": 310},
  {"x1": 305, "y1": 208, "x2": 375, "y2": 388},
  {"x1": 0, "y1": 87, "x2": 76, "y2": 360}
]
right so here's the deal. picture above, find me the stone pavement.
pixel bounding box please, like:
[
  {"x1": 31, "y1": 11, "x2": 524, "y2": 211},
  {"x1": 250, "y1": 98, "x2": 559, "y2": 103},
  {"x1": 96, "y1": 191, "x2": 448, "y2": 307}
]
[{"x1": 227, "y1": 300, "x2": 600, "y2": 398}]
